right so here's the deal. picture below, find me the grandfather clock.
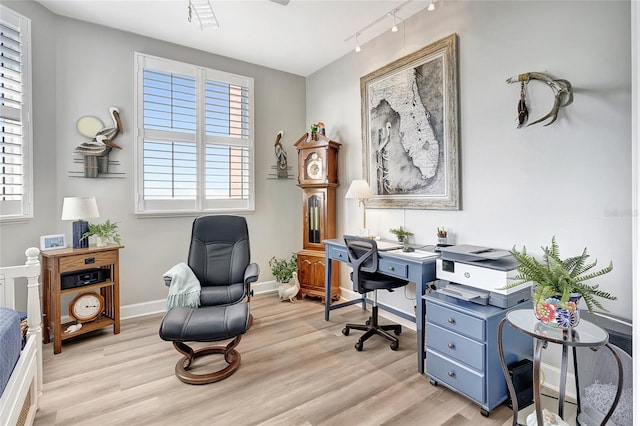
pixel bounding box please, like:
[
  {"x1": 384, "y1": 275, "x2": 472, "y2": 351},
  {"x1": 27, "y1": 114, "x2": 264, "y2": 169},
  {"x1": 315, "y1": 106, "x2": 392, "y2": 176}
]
[{"x1": 295, "y1": 132, "x2": 341, "y2": 301}]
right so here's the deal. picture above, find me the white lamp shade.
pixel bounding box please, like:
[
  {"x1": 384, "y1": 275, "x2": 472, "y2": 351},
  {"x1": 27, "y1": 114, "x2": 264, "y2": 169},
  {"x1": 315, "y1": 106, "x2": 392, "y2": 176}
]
[
  {"x1": 345, "y1": 180, "x2": 374, "y2": 200},
  {"x1": 61, "y1": 196, "x2": 100, "y2": 220}
]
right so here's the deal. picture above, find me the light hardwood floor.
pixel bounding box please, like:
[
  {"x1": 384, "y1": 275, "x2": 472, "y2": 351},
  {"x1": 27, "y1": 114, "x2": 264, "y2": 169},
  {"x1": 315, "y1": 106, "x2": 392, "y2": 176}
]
[{"x1": 34, "y1": 294, "x2": 516, "y2": 425}]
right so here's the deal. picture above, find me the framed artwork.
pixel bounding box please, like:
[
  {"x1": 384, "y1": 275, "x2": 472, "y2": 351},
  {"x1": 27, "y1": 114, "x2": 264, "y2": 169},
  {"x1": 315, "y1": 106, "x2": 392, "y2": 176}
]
[
  {"x1": 40, "y1": 234, "x2": 66, "y2": 251},
  {"x1": 360, "y1": 33, "x2": 460, "y2": 210}
]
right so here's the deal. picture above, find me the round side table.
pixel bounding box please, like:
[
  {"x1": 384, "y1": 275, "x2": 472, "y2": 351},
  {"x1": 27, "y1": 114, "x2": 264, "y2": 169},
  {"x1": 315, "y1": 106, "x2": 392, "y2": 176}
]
[{"x1": 497, "y1": 309, "x2": 623, "y2": 426}]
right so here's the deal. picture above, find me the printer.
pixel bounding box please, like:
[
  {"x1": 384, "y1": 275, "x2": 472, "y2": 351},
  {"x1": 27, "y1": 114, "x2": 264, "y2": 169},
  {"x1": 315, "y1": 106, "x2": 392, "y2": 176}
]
[{"x1": 435, "y1": 244, "x2": 531, "y2": 308}]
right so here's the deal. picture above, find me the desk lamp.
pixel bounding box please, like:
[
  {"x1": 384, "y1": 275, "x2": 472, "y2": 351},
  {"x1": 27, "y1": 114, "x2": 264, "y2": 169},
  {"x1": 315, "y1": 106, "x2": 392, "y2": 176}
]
[
  {"x1": 345, "y1": 179, "x2": 374, "y2": 235},
  {"x1": 61, "y1": 196, "x2": 100, "y2": 249}
]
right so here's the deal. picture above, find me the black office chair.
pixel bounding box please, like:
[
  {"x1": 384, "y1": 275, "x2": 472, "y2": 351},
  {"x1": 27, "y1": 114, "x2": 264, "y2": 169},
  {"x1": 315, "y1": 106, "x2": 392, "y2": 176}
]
[
  {"x1": 342, "y1": 235, "x2": 409, "y2": 351},
  {"x1": 159, "y1": 215, "x2": 260, "y2": 384}
]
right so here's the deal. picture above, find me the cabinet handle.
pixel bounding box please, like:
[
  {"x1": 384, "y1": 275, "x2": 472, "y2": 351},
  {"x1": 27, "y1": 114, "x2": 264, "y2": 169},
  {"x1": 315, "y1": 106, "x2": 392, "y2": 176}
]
[
  {"x1": 388, "y1": 266, "x2": 395, "y2": 271},
  {"x1": 447, "y1": 343, "x2": 455, "y2": 349},
  {"x1": 447, "y1": 371, "x2": 456, "y2": 378},
  {"x1": 337, "y1": 253, "x2": 343, "y2": 258},
  {"x1": 447, "y1": 318, "x2": 455, "y2": 324},
  {"x1": 84, "y1": 257, "x2": 95, "y2": 265}
]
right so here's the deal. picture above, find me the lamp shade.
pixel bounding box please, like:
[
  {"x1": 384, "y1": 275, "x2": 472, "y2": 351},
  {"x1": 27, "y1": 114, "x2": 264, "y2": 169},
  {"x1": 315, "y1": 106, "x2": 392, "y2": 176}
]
[
  {"x1": 345, "y1": 180, "x2": 373, "y2": 200},
  {"x1": 61, "y1": 196, "x2": 100, "y2": 220}
]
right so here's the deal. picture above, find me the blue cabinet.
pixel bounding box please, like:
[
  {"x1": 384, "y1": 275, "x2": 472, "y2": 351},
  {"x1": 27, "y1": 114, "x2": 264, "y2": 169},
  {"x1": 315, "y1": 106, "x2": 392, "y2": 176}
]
[{"x1": 424, "y1": 292, "x2": 532, "y2": 416}]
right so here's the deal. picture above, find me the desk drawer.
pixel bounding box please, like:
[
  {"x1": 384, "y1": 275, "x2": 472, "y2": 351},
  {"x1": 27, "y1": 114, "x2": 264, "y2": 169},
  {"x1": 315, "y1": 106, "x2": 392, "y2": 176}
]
[
  {"x1": 427, "y1": 301, "x2": 484, "y2": 341},
  {"x1": 378, "y1": 258, "x2": 409, "y2": 280},
  {"x1": 327, "y1": 245, "x2": 348, "y2": 262},
  {"x1": 426, "y1": 323, "x2": 484, "y2": 371},
  {"x1": 426, "y1": 349, "x2": 484, "y2": 404},
  {"x1": 58, "y1": 250, "x2": 118, "y2": 273}
]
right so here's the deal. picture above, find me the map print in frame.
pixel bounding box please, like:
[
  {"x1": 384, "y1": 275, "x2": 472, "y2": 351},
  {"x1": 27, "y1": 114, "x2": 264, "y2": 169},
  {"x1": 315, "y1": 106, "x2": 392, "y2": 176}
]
[{"x1": 361, "y1": 33, "x2": 459, "y2": 210}]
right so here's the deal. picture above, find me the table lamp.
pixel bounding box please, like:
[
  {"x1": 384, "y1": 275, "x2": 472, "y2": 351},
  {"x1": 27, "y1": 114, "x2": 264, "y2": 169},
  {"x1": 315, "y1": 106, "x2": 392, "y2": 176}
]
[
  {"x1": 61, "y1": 196, "x2": 100, "y2": 249},
  {"x1": 345, "y1": 179, "x2": 374, "y2": 235}
]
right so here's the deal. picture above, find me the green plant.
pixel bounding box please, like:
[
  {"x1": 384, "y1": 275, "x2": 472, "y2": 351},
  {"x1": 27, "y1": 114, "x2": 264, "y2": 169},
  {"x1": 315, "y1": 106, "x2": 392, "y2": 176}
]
[
  {"x1": 389, "y1": 226, "x2": 413, "y2": 242},
  {"x1": 80, "y1": 219, "x2": 121, "y2": 244},
  {"x1": 269, "y1": 253, "x2": 298, "y2": 283},
  {"x1": 502, "y1": 236, "x2": 615, "y2": 315}
]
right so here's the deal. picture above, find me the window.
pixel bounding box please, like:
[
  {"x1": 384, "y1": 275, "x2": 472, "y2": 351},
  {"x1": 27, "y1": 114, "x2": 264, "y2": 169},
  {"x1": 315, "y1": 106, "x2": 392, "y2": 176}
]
[
  {"x1": 134, "y1": 53, "x2": 254, "y2": 215},
  {"x1": 0, "y1": 6, "x2": 32, "y2": 221}
]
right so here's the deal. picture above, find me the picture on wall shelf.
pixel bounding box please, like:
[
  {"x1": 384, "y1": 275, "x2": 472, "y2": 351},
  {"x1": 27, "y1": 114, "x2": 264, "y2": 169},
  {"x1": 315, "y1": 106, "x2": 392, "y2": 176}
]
[
  {"x1": 360, "y1": 33, "x2": 460, "y2": 210},
  {"x1": 40, "y1": 234, "x2": 66, "y2": 251}
]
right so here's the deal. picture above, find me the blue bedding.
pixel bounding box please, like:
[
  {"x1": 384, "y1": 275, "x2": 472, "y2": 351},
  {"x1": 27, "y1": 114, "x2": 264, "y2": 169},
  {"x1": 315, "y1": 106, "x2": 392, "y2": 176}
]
[{"x1": 0, "y1": 307, "x2": 21, "y2": 397}]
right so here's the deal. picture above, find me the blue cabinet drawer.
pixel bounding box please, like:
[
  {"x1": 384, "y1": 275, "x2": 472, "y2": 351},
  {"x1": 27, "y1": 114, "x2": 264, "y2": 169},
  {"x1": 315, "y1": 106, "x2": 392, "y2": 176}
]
[
  {"x1": 427, "y1": 301, "x2": 484, "y2": 341},
  {"x1": 426, "y1": 349, "x2": 484, "y2": 404},
  {"x1": 327, "y1": 245, "x2": 348, "y2": 262},
  {"x1": 426, "y1": 323, "x2": 485, "y2": 371},
  {"x1": 378, "y1": 258, "x2": 409, "y2": 279}
]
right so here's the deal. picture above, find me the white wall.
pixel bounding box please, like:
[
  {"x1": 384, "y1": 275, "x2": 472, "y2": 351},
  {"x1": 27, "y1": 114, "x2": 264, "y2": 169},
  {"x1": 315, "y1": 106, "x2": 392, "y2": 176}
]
[
  {"x1": 308, "y1": 1, "x2": 633, "y2": 320},
  {"x1": 1, "y1": 1, "x2": 632, "y2": 320},
  {"x1": 1, "y1": 1, "x2": 306, "y2": 309}
]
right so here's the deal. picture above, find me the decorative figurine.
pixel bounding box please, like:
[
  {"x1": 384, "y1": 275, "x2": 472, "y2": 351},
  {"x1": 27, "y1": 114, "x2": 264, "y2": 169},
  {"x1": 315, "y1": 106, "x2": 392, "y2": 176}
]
[
  {"x1": 74, "y1": 106, "x2": 124, "y2": 177},
  {"x1": 273, "y1": 131, "x2": 288, "y2": 178}
]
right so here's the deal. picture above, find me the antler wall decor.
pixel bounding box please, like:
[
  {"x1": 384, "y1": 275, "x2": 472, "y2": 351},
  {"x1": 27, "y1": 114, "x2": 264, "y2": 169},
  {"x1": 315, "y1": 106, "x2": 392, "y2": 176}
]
[{"x1": 506, "y1": 72, "x2": 573, "y2": 127}]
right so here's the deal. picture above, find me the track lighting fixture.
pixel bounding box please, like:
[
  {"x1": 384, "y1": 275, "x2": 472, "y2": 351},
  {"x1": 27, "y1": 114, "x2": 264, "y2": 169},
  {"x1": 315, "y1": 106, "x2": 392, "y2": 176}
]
[
  {"x1": 346, "y1": 0, "x2": 434, "y2": 54},
  {"x1": 390, "y1": 12, "x2": 398, "y2": 32}
]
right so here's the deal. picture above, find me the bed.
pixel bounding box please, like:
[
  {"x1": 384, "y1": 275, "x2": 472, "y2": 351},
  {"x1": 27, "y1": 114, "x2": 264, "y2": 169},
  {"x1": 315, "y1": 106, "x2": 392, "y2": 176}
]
[{"x1": 0, "y1": 247, "x2": 42, "y2": 426}]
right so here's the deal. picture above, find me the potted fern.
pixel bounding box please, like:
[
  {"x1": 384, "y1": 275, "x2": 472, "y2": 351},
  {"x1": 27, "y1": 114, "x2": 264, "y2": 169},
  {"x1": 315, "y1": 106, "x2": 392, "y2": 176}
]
[
  {"x1": 80, "y1": 219, "x2": 121, "y2": 247},
  {"x1": 502, "y1": 236, "x2": 615, "y2": 329}
]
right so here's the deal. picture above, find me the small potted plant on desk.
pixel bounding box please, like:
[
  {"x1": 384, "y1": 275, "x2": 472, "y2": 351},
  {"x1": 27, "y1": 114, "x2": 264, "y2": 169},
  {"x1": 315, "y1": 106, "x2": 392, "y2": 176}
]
[
  {"x1": 389, "y1": 226, "x2": 414, "y2": 252},
  {"x1": 80, "y1": 219, "x2": 122, "y2": 247},
  {"x1": 269, "y1": 254, "x2": 300, "y2": 302},
  {"x1": 501, "y1": 236, "x2": 615, "y2": 329}
]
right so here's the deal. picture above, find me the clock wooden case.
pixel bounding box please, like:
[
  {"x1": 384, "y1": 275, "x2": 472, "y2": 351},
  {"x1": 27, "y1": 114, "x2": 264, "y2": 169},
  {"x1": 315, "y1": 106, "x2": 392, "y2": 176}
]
[{"x1": 294, "y1": 132, "x2": 341, "y2": 301}]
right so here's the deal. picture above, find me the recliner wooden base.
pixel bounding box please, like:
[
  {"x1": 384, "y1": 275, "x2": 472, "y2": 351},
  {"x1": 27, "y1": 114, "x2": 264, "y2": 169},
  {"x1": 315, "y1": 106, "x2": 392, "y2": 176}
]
[{"x1": 173, "y1": 336, "x2": 242, "y2": 385}]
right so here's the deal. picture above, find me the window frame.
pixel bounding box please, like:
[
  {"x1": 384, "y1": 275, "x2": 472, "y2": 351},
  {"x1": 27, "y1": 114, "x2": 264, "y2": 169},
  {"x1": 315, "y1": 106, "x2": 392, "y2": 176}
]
[
  {"x1": 0, "y1": 5, "x2": 33, "y2": 223},
  {"x1": 134, "y1": 52, "x2": 255, "y2": 217}
]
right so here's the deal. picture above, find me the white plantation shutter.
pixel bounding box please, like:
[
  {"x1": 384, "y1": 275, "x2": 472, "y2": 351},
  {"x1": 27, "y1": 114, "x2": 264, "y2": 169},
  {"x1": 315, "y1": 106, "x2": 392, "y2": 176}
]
[
  {"x1": 135, "y1": 53, "x2": 254, "y2": 214},
  {"x1": 0, "y1": 6, "x2": 32, "y2": 221}
]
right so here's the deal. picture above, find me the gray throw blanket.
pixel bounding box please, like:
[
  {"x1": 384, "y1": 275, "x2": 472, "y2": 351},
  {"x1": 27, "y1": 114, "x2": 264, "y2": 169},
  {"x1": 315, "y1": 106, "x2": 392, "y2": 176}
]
[{"x1": 163, "y1": 262, "x2": 201, "y2": 309}]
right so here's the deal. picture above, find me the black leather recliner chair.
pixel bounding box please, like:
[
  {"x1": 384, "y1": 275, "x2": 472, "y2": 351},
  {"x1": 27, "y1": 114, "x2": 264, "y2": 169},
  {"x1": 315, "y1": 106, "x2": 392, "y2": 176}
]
[{"x1": 159, "y1": 215, "x2": 259, "y2": 384}]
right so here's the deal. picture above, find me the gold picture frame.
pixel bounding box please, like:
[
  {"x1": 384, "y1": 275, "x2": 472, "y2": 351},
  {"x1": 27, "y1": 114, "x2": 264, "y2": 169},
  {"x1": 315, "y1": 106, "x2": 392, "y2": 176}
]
[{"x1": 361, "y1": 33, "x2": 460, "y2": 210}]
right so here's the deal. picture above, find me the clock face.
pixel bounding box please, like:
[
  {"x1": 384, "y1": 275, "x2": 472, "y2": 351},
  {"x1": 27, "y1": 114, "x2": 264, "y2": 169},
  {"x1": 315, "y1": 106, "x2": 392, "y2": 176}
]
[
  {"x1": 70, "y1": 292, "x2": 104, "y2": 322},
  {"x1": 306, "y1": 153, "x2": 324, "y2": 180}
]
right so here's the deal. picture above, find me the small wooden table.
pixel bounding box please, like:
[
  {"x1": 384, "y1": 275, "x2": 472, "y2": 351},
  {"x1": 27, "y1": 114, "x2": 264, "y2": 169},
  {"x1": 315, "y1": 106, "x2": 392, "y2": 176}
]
[{"x1": 41, "y1": 244, "x2": 123, "y2": 354}]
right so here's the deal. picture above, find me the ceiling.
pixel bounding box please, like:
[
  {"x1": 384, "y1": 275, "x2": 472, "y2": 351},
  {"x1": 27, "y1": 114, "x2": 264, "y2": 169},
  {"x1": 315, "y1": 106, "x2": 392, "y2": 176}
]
[{"x1": 35, "y1": 0, "x2": 431, "y2": 77}]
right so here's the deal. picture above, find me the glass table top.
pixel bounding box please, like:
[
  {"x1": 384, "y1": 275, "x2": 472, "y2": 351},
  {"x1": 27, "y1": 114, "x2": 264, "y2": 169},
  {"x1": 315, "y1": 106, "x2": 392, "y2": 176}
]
[{"x1": 506, "y1": 309, "x2": 609, "y2": 347}]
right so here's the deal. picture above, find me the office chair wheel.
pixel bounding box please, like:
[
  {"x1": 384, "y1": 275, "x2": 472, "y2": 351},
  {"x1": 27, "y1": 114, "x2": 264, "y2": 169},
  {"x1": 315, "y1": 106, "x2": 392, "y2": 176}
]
[
  {"x1": 393, "y1": 329, "x2": 401, "y2": 336},
  {"x1": 355, "y1": 341, "x2": 364, "y2": 351},
  {"x1": 342, "y1": 327, "x2": 350, "y2": 336},
  {"x1": 390, "y1": 341, "x2": 399, "y2": 351},
  {"x1": 365, "y1": 319, "x2": 371, "y2": 326}
]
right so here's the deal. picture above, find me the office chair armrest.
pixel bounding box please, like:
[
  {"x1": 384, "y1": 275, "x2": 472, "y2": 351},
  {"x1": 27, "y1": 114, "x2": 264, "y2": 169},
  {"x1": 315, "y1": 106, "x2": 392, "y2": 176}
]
[{"x1": 244, "y1": 262, "x2": 260, "y2": 285}]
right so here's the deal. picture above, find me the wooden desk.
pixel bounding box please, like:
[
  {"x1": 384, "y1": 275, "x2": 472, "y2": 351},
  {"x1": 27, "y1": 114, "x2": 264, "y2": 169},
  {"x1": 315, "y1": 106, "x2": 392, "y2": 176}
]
[
  {"x1": 41, "y1": 244, "x2": 123, "y2": 354},
  {"x1": 323, "y1": 238, "x2": 437, "y2": 373}
]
